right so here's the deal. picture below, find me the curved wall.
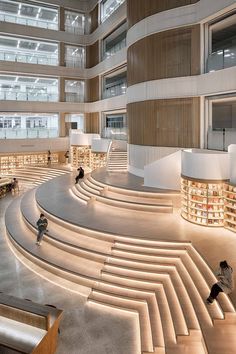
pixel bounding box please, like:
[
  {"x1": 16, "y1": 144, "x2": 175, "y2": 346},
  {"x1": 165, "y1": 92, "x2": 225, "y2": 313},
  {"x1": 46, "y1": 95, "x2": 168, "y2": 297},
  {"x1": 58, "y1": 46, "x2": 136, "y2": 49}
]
[
  {"x1": 127, "y1": 98, "x2": 200, "y2": 147},
  {"x1": 126, "y1": 0, "x2": 236, "y2": 175},
  {"x1": 127, "y1": 25, "x2": 200, "y2": 86},
  {"x1": 127, "y1": 0, "x2": 199, "y2": 28}
]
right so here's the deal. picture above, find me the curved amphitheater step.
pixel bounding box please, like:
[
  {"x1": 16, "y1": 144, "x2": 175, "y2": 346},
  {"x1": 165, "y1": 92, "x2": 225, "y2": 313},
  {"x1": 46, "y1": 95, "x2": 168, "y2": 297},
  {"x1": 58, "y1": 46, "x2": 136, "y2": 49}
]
[
  {"x1": 1, "y1": 166, "x2": 70, "y2": 188},
  {"x1": 70, "y1": 175, "x2": 174, "y2": 213},
  {"x1": 4, "y1": 173, "x2": 236, "y2": 354}
]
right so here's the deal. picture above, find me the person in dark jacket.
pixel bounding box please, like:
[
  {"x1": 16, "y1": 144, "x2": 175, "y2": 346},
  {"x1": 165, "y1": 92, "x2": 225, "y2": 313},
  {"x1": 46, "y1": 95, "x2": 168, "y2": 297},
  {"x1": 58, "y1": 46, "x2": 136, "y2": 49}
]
[
  {"x1": 36, "y1": 213, "x2": 48, "y2": 246},
  {"x1": 206, "y1": 260, "x2": 234, "y2": 304},
  {"x1": 75, "y1": 167, "x2": 84, "y2": 184}
]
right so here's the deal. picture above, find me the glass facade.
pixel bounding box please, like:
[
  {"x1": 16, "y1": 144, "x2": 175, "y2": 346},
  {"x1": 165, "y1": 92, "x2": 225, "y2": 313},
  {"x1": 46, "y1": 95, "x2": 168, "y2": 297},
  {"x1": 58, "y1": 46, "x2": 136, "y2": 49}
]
[
  {"x1": 65, "y1": 113, "x2": 84, "y2": 131},
  {"x1": 0, "y1": 0, "x2": 58, "y2": 30},
  {"x1": 101, "y1": 112, "x2": 127, "y2": 140},
  {"x1": 103, "y1": 70, "x2": 127, "y2": 99},
  {"x1": 65, "y1": 10, "x2": 85, "y2": 35},
  {"x1": 207, "y1": 14, "x2": 236, "y2": 72},
  {"x1": 0, "y1": 113, "x2": 59, "y2": 139},
  {"x1": 0, "y1": 75, "x2": 58, "y2": 102},
  {"x1": 101, "y1": 0, "x2": 125, "y2": 23},
  {"x1": 65, "y1": 45, "x2": 85, "y2": 68},
  {"x1": 102, "y1": 22, "x2": 126, "y2": 59},
  {"x1": 0, "y1": 35, "x2": 58, "y2": 66},
  {"x1": 64, "y1": 80, "x2": 84, "y2": 102}
]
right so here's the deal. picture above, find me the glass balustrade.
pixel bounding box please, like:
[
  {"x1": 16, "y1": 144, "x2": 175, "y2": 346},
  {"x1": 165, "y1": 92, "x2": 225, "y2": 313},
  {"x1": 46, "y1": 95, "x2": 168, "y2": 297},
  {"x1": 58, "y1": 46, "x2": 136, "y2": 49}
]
[
  {"x1": 0, "y1": 0, "x2": 58, "y2": 30},
  {"x1": 101, "y1": 127, "x2": 127, "y2": 140},
  {"x1": 0, "y1": 50, "x2": 58, "y2": 66},
  {"x1": 64, "y1": 80, "x2": 84, "y2": 102},
  {"x1": 0, "y1": 128, "x2": 58, "y2": 139},
  {"x1": 65, "y1": 10, "x2": 85, "y2": 35},
  {"x1": 207, "y1": 128, "x2": 236, "y2": 151},
  {"x1": 103, "y1": 81, "x2": 127, "y2": 99},
  {"x1": 0, "y1": 75, "x2": 58, "y2": 102},
  {"x1": 0, "y1": 90, "x2": 58, "y2": 101},
  {"x1": 65, "y1": 45, "x2": 85, "y2": 68},
  {"x1": 101, "y1": 0, "x2": 125, "y2": 23},
  {"x1": 103, "y1": 37, "x2": 126, "y2": 59},
  {"x1": 207, "y1": 46, "x2": 236, "y2": 72}
]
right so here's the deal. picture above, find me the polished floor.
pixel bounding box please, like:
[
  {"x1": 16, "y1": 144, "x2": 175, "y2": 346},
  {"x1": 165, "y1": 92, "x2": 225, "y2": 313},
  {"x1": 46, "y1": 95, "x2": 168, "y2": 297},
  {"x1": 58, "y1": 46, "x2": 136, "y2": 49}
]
[{"x1": 1, "y1": 167, "x2": 236, "y2": 354}]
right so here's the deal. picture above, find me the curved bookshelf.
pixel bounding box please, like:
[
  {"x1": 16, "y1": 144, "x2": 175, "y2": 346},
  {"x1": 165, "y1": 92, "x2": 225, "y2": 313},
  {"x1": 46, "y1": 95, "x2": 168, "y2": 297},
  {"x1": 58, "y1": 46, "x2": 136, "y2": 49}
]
[{"x1": 181, "y1": 176, "x2": 225, "y2": 227}]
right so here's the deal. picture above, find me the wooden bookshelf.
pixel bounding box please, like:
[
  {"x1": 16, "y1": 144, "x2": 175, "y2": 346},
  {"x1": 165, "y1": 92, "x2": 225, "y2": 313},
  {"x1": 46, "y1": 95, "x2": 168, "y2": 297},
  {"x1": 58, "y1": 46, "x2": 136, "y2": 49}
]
[
  {"x1": 181, "y1": 176, "x2": 224, "y2": 227},
  {"x1": 0, "y1": 153, "x2": 59, "y2": 174},
  {"x1": 71, "y1": 146, "x2": 107, "y2": 170},
  {"x1": 224, "y1": 183, "x2": 236, "y2": 233}
]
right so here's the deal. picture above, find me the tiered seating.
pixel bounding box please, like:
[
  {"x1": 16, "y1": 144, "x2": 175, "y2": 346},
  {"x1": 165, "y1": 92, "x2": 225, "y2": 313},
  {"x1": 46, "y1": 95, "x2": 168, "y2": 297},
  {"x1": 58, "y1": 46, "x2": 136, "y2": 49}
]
[
  {"x1": 2, "y1": 167, "x2": 70, "y2": 188},
  {"x1": 4, "y1": 172, "x2": 236, "y2": 354},
  {"x1": 71, "y1": 175, "x2": 174, "y2": 212}
]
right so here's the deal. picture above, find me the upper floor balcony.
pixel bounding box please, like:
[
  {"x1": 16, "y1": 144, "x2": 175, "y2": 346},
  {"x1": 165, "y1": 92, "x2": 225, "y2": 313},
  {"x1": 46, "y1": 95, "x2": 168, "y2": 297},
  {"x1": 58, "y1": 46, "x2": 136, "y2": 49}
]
[{"x1": 0, "y1": 0, "x2": 58, "y2": 30}]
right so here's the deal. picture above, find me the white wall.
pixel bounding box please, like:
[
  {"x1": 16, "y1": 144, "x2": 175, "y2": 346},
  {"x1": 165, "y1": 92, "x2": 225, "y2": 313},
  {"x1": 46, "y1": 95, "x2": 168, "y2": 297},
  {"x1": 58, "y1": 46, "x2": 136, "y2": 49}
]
[
  {"x1": 128, "y1": 144, "x2": 181, "y2": 176},
  {"x1": 127, "y1": 66, "x2": 236, "y2": 103},
  {"x1": 70, "y1": 132, "x2": 100, "y2": 145},
  {"x1": 0, "y1": 137, "x2": 69, "y2": 153},
  {"x1": 91, "y1": 138, "x2": 111, "y2": 152},
  {"x1": 181, "y1": 149, "x2": 230, "y2": 180},
  {"x1": 144, "y1": 150, "x2": 182, "y2": 190}
]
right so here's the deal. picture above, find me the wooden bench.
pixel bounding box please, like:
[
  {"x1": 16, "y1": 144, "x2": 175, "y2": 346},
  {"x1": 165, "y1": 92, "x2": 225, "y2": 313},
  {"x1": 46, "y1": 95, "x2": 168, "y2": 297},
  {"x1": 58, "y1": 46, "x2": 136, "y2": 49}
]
[{"x1": 0, "y1": 294, "x2": 63, "y2": 354}]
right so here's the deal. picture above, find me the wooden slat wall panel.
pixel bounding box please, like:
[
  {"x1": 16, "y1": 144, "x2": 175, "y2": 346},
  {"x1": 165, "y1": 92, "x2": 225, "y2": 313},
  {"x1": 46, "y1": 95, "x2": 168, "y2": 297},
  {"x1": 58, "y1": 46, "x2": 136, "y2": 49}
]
[
  {"x1": 127, "y1": 98, "x2": 200, "y2": 147},
  {"x1": 86, "y1": 40, "x2": 99, "y2": 68},
  {"x1": 86, "y1": 76, "x2": 99, "y2": 102},
  {"x1": 85, "y1": 112, "x2": 100, "y2": 133},
  {"x1": 127, "y1": 0, "x2": 200, "y2": 28},
  {"x1": 127, "y1": 25, "x2": 200, "y2": 86},
  {"x1": 89, "y1": 4, "x2": 99, "y2": 33}
]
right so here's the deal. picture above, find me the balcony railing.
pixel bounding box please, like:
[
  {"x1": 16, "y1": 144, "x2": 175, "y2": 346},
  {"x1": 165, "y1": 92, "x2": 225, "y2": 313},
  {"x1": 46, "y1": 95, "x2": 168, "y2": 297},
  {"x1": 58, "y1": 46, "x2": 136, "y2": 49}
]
[
  {"x1": 0, "y1": 128, "x2": 58, "y2": 139},
  {"x1": 0, "y1": 51, "x2": 58, "y2": 66},
  {"x1": 65, "y1": 92, "x2": 84, "y2": 103},
  {"x1": 207, "y1": 46, "x2": 236, "y2": 72},
  {"x1": 0, "y1": 91, "x2": 58, "y2": 102},
  {"x1": 0, "y1": 13, "x2": 58, "y2": 30},
  {"x1": 207, "y1": 128, "x2": 236, "y2": 151},
  {"x1": 103, "y1": 38, "x2": 126, "y2": 60},
  {"x1": 103, "y1": 82, "x2": 127, "y2": 99},
  {"x1": 102, "y1": 127, "x2": 127, "y2": 141}
]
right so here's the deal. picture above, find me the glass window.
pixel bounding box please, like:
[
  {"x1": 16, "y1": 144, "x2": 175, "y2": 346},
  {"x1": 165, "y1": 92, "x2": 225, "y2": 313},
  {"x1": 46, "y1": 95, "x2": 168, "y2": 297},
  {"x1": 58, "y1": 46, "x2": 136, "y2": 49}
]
[
  {"x1": 0, "y1": 35, "x2": 58, "y2": 66},
  {"x1": 207, "y1": 14, "x2": 236, "y2": 72},
  {"x1": 0, "y1": 113, "x2": 59, "y2": 139},
  {"x1": 101, "y1": 0, "x2": 125, "y2": 23},
  {"x1": 65, "y1": 10, "x2": 85, "y2": 35},
  {"x1": 0, "y1": 75, "x2": 58, "y2": 102},
  {"x1": 65, "y1": 45, "x2": 85, "y2": 68},
  {"x1": 103, "y1": 69, "x2": 127, "y2": 99},
  {"x1": 64, "y1": 80, "x2": 84, "y2": 102},
  {"x1": 0, "y1": 0, "x2": 58, "y2": 30},
  {"x1": 101, "y1": 112, "x2": 127, "y2": 140},
  {"x1": 65, "y1": 113, "x2": 84, "y2": 131},
  {"x1": 102, "y1": 22, "x2": 127, "y2": 59}
]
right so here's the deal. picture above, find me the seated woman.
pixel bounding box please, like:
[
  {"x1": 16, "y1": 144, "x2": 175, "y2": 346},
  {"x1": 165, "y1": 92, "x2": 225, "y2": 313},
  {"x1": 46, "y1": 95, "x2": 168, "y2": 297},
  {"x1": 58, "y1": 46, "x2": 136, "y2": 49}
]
[{"x1": 206, "y1": 260, "x2": 234, "y2": 304}]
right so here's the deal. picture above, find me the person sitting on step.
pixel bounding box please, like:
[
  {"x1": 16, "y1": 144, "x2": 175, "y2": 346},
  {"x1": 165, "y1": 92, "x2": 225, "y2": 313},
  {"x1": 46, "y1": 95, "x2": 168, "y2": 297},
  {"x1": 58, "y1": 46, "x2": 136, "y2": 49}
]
[{"x1": 206, "y1": 260, "x2": 234, "y2": 304}]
